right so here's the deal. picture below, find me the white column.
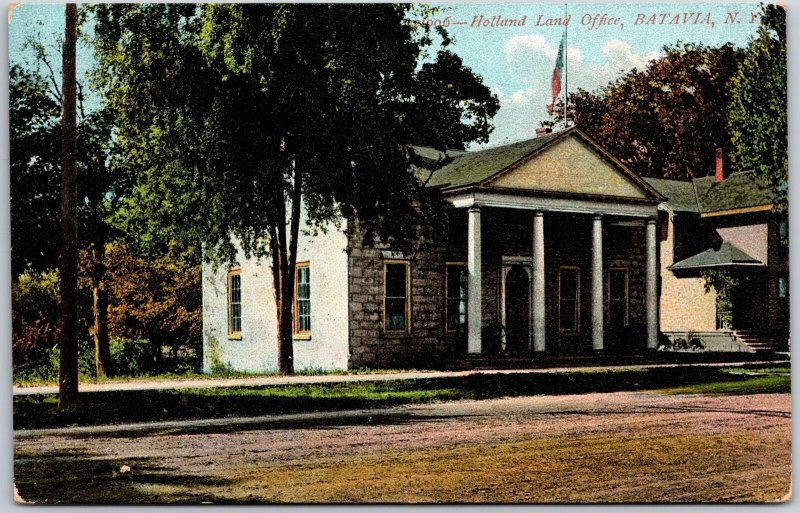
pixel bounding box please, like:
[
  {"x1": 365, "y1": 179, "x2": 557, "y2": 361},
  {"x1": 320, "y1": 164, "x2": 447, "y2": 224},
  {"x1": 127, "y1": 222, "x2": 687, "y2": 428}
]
[
  {"x1": 646, "y1": 218, "x2": 659, "y2": 349},
  {"x1": 591, "y1": 214, "x2": 604, "y2": 351},
  {"x1": 532, "y1": 212, "x2": 546, "y2": 352},
  {"x1": 467, "y1": 207, "x2": 482, "y2": 354}
]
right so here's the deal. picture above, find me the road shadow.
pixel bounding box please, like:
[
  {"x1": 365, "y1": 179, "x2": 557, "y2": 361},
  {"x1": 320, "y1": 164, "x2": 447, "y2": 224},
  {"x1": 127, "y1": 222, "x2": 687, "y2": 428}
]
[{"x1": 14, "y1": 447, "x2": 229, "y2": 504}]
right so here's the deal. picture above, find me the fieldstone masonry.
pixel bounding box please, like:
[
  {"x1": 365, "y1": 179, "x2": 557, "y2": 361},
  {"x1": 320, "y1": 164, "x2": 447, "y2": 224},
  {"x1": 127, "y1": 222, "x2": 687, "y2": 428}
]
[{"x1": 347, "y1": 219, "x2": 453, "y2": 368}]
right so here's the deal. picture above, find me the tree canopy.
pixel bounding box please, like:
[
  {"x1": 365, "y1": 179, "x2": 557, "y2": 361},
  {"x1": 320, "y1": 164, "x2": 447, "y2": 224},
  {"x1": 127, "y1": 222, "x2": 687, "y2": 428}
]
[
  {"x1": 10, "y1": 65, "x2": 62, "y2": 276},
  {"x1": 90, "y1": 4, "x2": 499, "y2": 373},
  {"x1": 545, "y1": 43, "x2": 743, "y2": 180},
  {"x1": 729, "y1": 4, "x2": 787, "y2": 210}
]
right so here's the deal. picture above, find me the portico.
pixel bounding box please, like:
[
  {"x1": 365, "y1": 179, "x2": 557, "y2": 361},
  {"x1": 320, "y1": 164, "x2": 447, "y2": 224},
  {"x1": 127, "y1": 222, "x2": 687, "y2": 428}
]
[{"x1": 429, "y1": 128, "x2": 664, "y2": 355}]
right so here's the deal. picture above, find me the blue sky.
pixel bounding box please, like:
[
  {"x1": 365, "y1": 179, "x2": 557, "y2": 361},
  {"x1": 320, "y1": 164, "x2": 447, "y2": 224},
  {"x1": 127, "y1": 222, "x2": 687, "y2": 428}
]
[{"x1": 9, "y1": 2, "x2": 764, "y2": 147}]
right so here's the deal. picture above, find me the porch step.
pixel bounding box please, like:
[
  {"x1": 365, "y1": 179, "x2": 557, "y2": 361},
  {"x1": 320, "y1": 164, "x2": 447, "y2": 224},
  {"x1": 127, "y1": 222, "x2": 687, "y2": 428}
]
[{"x1": 731, "y1": 330, "x2": 789, "y2": 353}]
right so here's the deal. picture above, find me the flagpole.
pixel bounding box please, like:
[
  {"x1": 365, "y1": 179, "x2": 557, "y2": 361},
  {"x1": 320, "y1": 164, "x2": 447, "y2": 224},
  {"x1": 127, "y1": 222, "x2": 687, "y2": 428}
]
[{"x1": 564, "y1": 2, "x2": 568, "y2": 128}]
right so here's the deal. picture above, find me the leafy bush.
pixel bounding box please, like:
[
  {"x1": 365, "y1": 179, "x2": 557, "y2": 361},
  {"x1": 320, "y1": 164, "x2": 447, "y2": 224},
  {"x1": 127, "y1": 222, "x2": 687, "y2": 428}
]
[
  {"x1": 12, "y1": 271, "x2": 60, "y2": 378},
  {"x1": 689, "y1": 337, "x2": 705, "y2": 351},
  {"x1": 673, "y1": 338, "x2": 689, "y2": 350}
]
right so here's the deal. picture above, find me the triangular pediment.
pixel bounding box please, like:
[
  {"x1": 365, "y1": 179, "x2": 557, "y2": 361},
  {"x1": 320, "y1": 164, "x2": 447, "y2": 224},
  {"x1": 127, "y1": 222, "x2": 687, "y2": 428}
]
[{"x1": 485, "y1": 132, "x2": 655, "y2": 200}]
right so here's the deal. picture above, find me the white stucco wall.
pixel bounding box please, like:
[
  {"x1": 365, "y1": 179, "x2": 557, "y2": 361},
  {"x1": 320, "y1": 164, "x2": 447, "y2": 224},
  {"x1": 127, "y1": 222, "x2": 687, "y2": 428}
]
[
  {"x1": 658, "y1": 208, "x2": 718, "y2": 332},
  {"x1": 202, "y1": 214, "x2": 350, "y2": 373}
]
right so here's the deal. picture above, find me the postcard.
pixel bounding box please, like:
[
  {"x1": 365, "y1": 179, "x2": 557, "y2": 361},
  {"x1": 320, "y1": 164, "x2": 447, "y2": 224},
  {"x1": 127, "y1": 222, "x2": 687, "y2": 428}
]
[{"x1": 10, "y1": 1, "x2": 789, "y2": 504}]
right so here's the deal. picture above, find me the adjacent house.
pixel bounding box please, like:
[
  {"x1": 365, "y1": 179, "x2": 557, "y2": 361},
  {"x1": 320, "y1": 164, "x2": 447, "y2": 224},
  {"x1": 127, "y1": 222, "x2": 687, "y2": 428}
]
[
  {"x1": 645, "y1": 149, "x2": 789, "y2": 352},
  {"x1": 201, "y1": 127, "x2": 788, "y2": 373}
]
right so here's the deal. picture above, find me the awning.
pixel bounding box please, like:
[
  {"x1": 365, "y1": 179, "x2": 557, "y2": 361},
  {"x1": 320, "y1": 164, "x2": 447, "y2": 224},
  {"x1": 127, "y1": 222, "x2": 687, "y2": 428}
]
[{"x1": 669, "y1": 241, "x2": 765, "y2": 271}]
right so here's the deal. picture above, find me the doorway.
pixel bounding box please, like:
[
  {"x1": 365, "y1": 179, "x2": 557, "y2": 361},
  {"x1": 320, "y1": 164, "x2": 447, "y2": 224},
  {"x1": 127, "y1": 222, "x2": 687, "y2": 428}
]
[{"x1": 504, "y1": 265, "x2": 530, "y2": 354}]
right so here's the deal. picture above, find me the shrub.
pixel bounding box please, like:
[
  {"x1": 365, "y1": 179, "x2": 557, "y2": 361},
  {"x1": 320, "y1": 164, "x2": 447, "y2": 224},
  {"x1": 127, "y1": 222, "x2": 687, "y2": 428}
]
[
  {"x1": 673, "y1": 337, "x2": 689, "y2": 350},
  {"x1": 689, "y1": 337, "x2": 705, "y2": 351}
]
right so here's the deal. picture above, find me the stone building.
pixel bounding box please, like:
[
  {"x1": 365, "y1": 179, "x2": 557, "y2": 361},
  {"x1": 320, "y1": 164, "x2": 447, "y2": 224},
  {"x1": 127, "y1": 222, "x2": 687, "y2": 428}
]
[{"x1": 201, "y1": 127, "x2": 788, "y2": 372}]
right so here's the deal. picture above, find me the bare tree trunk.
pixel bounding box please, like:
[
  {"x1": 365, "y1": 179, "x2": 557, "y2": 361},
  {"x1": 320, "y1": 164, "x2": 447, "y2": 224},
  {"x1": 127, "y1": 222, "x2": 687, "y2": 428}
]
[
  {"x1": 282, "y1": 161, "x2": 303, "y2": 373},
  {"x1": 274, "y1": 190, "x2": 295, "y2": 376},
  {"x1": 58, "y1": 3, "x2": 79, "y2": 411},
  {"x1": 90, "y1": 236, "x2": 112, "y2": 377}
]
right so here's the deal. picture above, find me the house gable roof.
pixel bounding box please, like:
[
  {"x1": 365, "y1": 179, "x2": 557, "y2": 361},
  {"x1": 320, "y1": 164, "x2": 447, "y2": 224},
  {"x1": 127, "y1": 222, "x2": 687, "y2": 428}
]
[
  {"x1": 422, "y1": 127, "x2": 664, "y2": 202},
  {"x1": 694, "y1": 171, "x2": 774, "y2": 215},
  {"x1": 645, "y1": 171, "x2": 773, "y2": 216}
]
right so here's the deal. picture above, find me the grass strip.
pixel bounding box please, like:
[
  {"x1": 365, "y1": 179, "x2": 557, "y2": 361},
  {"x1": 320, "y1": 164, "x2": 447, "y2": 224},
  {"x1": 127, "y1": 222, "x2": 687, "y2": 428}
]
[{"x1": 14, "y1": 364, "x2": 789, "y2": 430}]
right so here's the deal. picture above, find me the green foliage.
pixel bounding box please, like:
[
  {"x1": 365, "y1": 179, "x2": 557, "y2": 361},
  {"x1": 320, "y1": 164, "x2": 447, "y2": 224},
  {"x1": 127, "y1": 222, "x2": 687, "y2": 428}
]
[
  {"x1": 12, "y1": 242, "x2": 203, "y2": 383},
  {"x1": 701, "y1": 269, "x2": 738, "y2": 329},
  {"x1": 12, "y1": 271, "x2": 61, "y2": 381},
  {"x1": 88, "y1": 4, "x2": 499, "y2": 263},
  {"x1": 88, "y1": 4, "x2": 498, "y2": 374},
  {"x1": 548, "y1": 43, "x2": 743, "y2": 179},
  {"x1": 728, "y1": 4, "x2": 787, "y2": 210},
  {"x1": 9, "y1": 66, "x2": 61, "y2": 276},
  {"x1": 206, "y1": 335, "x2": 233, "y2": 375}
]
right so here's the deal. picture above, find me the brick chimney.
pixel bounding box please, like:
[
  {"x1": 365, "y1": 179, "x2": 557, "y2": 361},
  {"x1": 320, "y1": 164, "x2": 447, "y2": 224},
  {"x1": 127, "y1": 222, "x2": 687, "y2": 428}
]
[
  {"x1": 715, "y1": 148, "x2": 724, "y2": 183},
  {"x1": 536, "y1": 127, "x2": 552, "y2": 138}
]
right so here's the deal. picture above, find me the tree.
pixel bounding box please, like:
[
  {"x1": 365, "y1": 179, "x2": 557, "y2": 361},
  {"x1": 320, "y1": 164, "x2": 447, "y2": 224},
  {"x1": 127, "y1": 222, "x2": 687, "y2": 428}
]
[
  {"x1": 9, "y1": 65, "x2": 62, "y2": 277},
  {"x1": 101, "y1": 243, "x2": 202, "y2": 373},
  {"x1": 11, "y1": 29, "x2": 122, "y2": 378},
  {"x1": 729, "y1": 4, "x2": 787, "y2": 210},
  {"x1": 90, "y1": 4, "x2": 499, "y2": 374},
  {"x1": 545, "y1": 43, "x2": 743, "y2": 179},
  {"x1": 59, "y1": 2, "x2": 79, "y2": 410}
]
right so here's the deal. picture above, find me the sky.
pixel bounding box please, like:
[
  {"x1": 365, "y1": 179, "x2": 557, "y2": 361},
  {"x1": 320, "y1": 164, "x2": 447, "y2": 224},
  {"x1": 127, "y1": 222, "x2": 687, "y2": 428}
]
[{"x1": 9, "y1": 2, "x2": 765, "y2": 148}]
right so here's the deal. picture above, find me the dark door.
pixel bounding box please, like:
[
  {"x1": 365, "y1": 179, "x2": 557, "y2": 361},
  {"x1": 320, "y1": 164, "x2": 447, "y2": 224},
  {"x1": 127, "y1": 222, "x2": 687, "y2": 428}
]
[
  {"x1": 730, "y1": 271, "x2": 767, "y2": 330},
  {"x1": 505, "y1": 265, "x2": 530, "y2": 354}
]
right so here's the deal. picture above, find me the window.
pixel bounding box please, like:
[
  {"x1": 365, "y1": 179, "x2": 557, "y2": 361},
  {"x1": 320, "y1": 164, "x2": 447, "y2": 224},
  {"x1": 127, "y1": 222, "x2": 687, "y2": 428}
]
[
  {"x1": 227, "y1": 268, "x2": 242, "y2": 337},
  {"x1": 779, "y1": 274, "x2": 789, "y2": 299},
  {"x1": 294, "y1": 262, "x2": 311, "y2": 335},
  {"x1": 779, "y1": 219, "x2": 789, "y2": 248},
  {"x1": 608, "y1": 269, "x2": 629, "y2": 328},
  {"x1": 384, "y1": 261, "x2": 410, "y2": 333},
  {"x1": 559, "y1": 267, "x2": 580, "y2": 332},
  {"x1": 446, "y1": 263, "x2": 467, "y2": 332}
]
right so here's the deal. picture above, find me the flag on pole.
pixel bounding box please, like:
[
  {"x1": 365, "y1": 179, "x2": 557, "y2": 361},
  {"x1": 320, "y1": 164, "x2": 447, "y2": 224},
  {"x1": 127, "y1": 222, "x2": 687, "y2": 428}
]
[{"x1": 546, "y1": 31, "x2": 567, "y2": 115}]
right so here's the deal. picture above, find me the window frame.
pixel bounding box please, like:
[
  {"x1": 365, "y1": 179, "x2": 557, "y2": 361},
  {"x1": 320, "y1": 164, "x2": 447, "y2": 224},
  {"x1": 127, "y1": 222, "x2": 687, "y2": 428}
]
[
  {"x1": 779, "y1": 219, "x2": 789, "y2": 250},
  {"x1": 293, "y1": 261, "x2": 311, "y2": 339},
  {"x1": 779, "y1": 274, "x2": 789, "y2": 299},
  {"x1": 383, "y1": 259, "x2": 411, "y2": 334},
  {"x1": 445, "y1": 262, "x2": 467, "y2": 333},
  {"x1": 558, "y1": 266, "x2": 580, "y2": 333},
  {"x1": 227, "y1": 267, "x2": 242, "y2": 339},
  {"x1": 607, "y1": 267, "x2": 630, "y2": 328}
]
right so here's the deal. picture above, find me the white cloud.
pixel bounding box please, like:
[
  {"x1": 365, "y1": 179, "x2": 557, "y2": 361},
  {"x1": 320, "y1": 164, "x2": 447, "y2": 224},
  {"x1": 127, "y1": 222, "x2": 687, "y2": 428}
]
[
  {"x1": 475, "y1": 36, "x2": 664, "y2": 148},
  {"x1": 594, "y1": 40, "x2": 662, "y2": 87},
  {"x1": 509, "y1": 90, "x2": 532, "y2": 105}
]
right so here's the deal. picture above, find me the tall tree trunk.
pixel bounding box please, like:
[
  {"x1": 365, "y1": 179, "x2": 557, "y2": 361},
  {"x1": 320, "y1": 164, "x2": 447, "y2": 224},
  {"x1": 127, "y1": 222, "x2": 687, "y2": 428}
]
[
  {"x1": 90, "y1": 236, "x2": 112, "y2": 377},
  {"x1": 58, "y1": 3, "x2": 79, "y2": 411},
  {"x1": 274, "y1": 193, "x2": 295, "y2": 376}
]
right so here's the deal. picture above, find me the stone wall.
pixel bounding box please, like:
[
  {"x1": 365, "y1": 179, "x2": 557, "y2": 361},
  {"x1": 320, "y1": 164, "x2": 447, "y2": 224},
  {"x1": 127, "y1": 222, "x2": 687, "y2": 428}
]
[{"x1": 347, "y1": 217, "x2": 455, "y2": 368}]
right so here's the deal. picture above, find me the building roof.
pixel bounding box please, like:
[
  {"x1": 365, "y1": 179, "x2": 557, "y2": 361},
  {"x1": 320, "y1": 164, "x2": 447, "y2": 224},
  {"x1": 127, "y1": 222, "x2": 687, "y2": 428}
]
[
  {"x1": 694, "y1": 172, "x2": 774, "y2": 215},
  {"x1": 422, "y1": 131, "x2": 563, "y2": 189},
  {"x1": 642, "y1": 177, "x2": 700, "y2": 212},
  {"x1": 669, "y1": 241, "x2": 765, "y2": 271},
  {"x1": 417, "y1": 127, "x2": 663, "y2": 202},
  {"x1": 644, "y1": 171, "x2": 773, "y2": 215}
]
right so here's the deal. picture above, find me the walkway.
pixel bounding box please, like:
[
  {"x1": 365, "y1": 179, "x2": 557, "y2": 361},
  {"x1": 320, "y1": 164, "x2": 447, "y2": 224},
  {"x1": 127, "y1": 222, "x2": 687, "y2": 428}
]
[{"x1": 13, "y1": 357, "x2": 788, "y2": 396}]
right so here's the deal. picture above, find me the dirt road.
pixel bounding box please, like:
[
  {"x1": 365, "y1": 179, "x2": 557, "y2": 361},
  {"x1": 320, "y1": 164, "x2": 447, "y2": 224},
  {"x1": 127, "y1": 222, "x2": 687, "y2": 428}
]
[{"x1": 14, "y1": 391, "x2": 791, "y2": 504}]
